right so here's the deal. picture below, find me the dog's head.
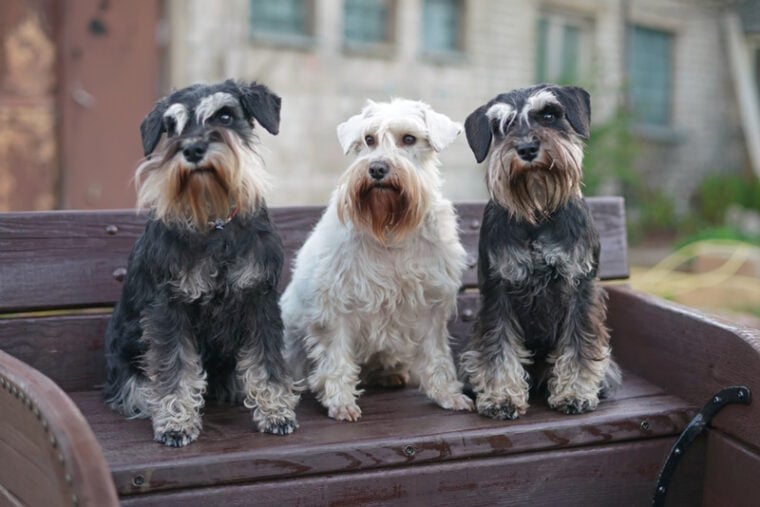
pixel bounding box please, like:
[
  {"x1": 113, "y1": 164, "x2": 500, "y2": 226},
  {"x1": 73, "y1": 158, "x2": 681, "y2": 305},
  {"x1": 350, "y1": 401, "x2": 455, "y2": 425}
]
[
  {"x1": 464, "y1": 84, "x2": 590, "y2": 224},
  {"x1": 135, "y1": 80, "x2": 281, "y2": 230},
  {"x1": 335, "y1": 98, "x2": 462, "y2": 243}
]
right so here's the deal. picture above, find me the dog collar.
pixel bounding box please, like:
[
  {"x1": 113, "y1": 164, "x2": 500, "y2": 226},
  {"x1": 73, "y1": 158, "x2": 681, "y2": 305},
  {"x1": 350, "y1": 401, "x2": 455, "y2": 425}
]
[{"x1": 209, "y1": 207, "x2": 239, "y2": 231}]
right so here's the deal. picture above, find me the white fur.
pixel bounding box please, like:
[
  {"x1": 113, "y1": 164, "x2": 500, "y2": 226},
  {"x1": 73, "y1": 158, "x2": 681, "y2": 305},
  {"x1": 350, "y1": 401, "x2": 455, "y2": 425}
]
[
  {"x1": 195, "y1": 92, "x2": 238, "y2": 124},
  {"x1": 164, "y1": 103, "x2": 189, "y2": 135},
  {"x1": 486, "y1": 103, "x2": 515, "y2": 136},
  {"x1": 337, "y1": 98, "x2": 462, "y2": 155},
  {"x1": 282, "y1": 99, "x2": 472, "y2": 421}
]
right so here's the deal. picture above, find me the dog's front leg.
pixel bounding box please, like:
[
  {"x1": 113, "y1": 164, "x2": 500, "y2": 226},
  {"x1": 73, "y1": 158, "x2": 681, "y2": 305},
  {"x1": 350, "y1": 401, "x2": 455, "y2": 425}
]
[
  {"x1": 306, "y1": 317, "x2": 362, "y2": 421},
  {"x1": 237, "y1": 291, "x2": 300, "y2": 435},
  {"x1": 414, "y1": 307, "x2": 474, "y2": 412},
  {"x1": 547, "y1": 280, "x2": 612, "y2": 414},
  {"x1": 460, "y1": 282, "x2": 532, "y2": 420},
  {"x1": 142, "y1": 299, "x2": 207, "y2": 447}
]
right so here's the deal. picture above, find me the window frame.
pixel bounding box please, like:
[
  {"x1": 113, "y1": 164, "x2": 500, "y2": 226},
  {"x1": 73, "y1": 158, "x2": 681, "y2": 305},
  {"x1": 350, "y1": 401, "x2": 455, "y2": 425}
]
[
  {"x1": 248, "y1": 0, "x2": 316, "y2": 50},
  {"x1": 342, "y1": 0, "x2": 398, "y2": 58},
  {"x1": 535, "y1": 9, "x2": 595, "y2": 86},
  {"x1": 419, "y1": 0, "x2": 467, "y2": 63},
  {"x1": 626, "y1": 23, "x2": 675, "y2": 128}
]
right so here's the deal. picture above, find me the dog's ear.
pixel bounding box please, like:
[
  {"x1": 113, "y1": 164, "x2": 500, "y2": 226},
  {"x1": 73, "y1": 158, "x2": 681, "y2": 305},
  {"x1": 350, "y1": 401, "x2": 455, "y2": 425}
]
[
  {"x1": 555, "y1": 86, "x2": 591, "y2": 139},
  {"x1": 238, "y1": 81, "x2": 282, "y2": 135},
  {"x1": 336, "y1": 113, "x2": 364, "y2": 155},
  {"x1": 423, "y1": 107, "x2": 462, "y2": 152},
  {"x1": 464, "y1": 103, "x2": 493, "y2": 163},
  {"x1": 139, "y1": 99, "x2": 168, "y2": 157}
]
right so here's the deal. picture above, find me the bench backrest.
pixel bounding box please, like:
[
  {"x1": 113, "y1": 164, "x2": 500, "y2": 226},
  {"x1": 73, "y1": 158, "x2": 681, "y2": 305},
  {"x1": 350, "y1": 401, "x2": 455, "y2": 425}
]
[{"x1": 0, "y1": 198, "x2": 627, "y2": 391}]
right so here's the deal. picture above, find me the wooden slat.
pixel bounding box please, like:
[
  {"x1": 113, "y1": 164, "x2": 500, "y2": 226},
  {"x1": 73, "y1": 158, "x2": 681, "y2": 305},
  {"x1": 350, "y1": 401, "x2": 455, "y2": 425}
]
[
  {"x1": 703, "y1": 431, "x2": 760, "y2": 507},
  {"x1": 120, "y1": 437, "x2": 703, "y2": 507},
  {"x1": 0, "y1": 292, "x2": 477, "y2": 393},
  {"x1": 0, "y1": 350, "x2": 119, "y2": 506},
  {"x1": 608, "y1": 285, "x2": 760, "y2": 451},
  {"x1": 0, "y1": 198, "x2": 627, "y2": 313},
  {"x1": 63, "y1": 369, "x2": 692, "y2": 497}
]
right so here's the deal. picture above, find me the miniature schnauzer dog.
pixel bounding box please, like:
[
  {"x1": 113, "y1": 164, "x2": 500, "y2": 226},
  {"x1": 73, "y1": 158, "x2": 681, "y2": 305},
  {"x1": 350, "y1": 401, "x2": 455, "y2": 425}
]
[
  {"x1": 280, "y1": 98, "x2": 474, "y2": 421},
  {"x1": 459, "y1": 84, "x2": 621, "y2": 420},
  {"x1": 104, "y1": 80, "x2": 299, "y2": 447}
]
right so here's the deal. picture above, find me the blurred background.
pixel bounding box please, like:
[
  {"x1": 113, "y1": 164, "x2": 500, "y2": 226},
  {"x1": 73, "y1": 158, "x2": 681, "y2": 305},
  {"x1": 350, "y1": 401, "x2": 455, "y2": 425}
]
[{"x1": 1, "y1": 0, "x2": 759, "y2": 322}]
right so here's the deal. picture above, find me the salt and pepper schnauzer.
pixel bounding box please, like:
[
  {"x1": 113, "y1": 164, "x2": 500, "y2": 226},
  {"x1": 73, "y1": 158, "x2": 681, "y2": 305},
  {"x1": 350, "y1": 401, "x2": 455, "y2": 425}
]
[
  {"x1": 281, "y1": 99, "x2": 474, "y2": 421},
  {"x1": 460, "y1": 84, "x2": 621, "y2": 420},
  {"x1": 105, "y1": 80, "x2": 299, "y2": 447}
]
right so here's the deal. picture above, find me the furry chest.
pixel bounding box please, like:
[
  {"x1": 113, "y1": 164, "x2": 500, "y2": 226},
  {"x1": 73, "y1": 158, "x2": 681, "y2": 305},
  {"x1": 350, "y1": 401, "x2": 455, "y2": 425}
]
[{"x1": 169, "y1": 256, "x2": 262, "y2": 302}]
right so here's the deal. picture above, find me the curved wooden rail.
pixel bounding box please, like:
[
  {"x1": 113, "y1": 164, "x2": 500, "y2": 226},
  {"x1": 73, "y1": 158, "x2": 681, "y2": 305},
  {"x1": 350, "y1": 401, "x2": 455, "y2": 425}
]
[{"x1": 0, "y1": 349, "x2": 118, "y2": 507}]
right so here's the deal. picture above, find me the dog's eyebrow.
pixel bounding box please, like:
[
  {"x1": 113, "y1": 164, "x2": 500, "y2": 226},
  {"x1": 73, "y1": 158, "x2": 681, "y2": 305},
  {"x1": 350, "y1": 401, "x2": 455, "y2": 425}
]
[
  {"x1": 163, "y1": 103, "x2": 189, "y2": 134},
  {"x1": 196, "y1": 92, "x2": 238, "y2": 123},
  {"x1": 486, "y1": 103, "x2": 515, "y2": 135},
  {"x1": 520, "y1": 90, "x2": 560, "y2": 124}
]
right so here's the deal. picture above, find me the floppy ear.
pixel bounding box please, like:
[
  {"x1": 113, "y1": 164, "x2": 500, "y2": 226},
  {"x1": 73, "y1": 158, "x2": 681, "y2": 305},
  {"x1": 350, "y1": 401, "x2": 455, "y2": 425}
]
[
  {"x1": 336, "y1": 112, "x2": 364, "y2": 155},
  {"x1": 464, "y1": 104, "x2": 493, "y2": 163},
  {"x1": 422, "y1": 107, "x2": 462, "y2": 152},
  {"x1": 555, "y1": 86, "x2": 591, "y2": 139},
  {"x1": 139, "y1": 99, "x2": 168, "y2": 157},
  {"x1": 239, "y1": 81, "x2": 282, "y2": 135}
]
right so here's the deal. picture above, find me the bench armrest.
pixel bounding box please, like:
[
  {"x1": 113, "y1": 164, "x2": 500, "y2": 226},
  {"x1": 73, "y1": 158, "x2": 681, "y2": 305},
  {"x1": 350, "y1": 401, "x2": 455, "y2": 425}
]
[
  {"x1": 0, "y1": 349, "x2": 118, "y2": 507},
  {"x1": 607, "y1": 285, "x2": 760, "y2": 449}
]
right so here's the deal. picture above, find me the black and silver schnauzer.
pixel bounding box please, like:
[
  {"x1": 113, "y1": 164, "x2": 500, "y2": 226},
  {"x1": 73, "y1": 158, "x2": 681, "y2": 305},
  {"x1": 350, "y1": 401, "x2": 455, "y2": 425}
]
[
  {"x1": 460, "y1": 84, "x2": 621, "y2": 420},
  {"x1": 104, "y1": 80, "x2": 299, "y2": 447}
]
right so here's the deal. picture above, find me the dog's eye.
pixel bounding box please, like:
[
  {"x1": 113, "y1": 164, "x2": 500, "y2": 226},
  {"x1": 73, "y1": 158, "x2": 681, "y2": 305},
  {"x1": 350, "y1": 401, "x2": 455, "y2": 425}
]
[
  {"x1": 218, "y1": 113, "x2": 233, "y2": 125},
  {"x1": 365, "y1": 135, "x2": 376, "y2": 147},
  {"x1": 542, "y1": 112, "x2": 556, "y2": 121},
  {"x1": 163, "y1": 117, "x2": 176, "y2": 136},
  {"x1": 402, "y1": 134, "x2": 416, "y2": 146}
]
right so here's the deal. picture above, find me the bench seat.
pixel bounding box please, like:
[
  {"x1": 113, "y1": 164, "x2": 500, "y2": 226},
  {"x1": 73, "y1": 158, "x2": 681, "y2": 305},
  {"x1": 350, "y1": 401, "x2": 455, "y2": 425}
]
[{"x1": 2, "y1": 199, "x2": 759, "y2": 506}]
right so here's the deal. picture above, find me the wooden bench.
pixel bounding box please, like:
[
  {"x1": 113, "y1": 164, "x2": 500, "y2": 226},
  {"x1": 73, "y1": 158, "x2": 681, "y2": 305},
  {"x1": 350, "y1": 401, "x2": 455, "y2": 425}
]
[{"x1": 1, "y1": 198, "x2": 759, "y2": 506}]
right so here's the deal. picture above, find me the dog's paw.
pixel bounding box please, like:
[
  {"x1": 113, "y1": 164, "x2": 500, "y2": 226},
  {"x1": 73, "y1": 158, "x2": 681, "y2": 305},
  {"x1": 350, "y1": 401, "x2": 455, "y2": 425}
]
[
  {"x1": 550, "y1": 397, "x2": 597, "y2": 415},
  {"x1": 259, "y1": 416, "x2": 299, "y2": 436},
  {"x1": 328, "y1": 402, "x2": 362, "y2": 422},
  {"x1": 476, "y1": 397, "x2": 526, "y2": 420},
  {"x1": 437, "y1": 393, "x2": 475, "y2": 411},
  {"x1": 154, "y1": 427, "x2": 200, "y2": 447}
]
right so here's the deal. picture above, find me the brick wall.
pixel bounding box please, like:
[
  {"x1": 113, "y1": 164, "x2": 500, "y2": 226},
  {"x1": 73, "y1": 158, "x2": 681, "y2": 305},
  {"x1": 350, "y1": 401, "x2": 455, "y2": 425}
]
[{"x1": 166, "y1": 0, "x2": 745, "y2": 210}]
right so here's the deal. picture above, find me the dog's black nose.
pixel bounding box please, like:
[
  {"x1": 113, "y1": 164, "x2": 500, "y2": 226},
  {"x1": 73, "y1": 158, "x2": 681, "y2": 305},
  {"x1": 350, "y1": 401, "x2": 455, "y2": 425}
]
[
  {"x1": 368, "y1": 161, "x2": 389, "y2": 180},
  {"x1": 516, "y1": 140, "x2": 540, "y2": 162},
  {"x1": 183, "y1": 141, "x2": 208, "y2": 163}
]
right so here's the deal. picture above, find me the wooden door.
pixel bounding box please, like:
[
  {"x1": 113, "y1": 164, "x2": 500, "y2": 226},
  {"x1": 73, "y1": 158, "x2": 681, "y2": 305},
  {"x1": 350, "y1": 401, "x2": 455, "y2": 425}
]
[{"x1": 58, "y1": 0, "x2": 162, "y2": 209}]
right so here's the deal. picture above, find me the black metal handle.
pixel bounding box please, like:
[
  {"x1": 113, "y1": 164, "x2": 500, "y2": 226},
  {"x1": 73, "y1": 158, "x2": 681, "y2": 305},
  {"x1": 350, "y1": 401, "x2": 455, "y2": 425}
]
[{"x1": 653, "y1": 385, "x2": 751, "y2": 506}]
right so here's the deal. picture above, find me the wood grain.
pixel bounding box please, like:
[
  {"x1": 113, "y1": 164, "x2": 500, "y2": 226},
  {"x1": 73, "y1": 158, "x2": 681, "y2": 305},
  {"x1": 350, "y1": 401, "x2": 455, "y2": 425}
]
[
  {"x1": 0, "y1": 349, "x2": 119, "y2": 506},
  {"x1": 607, "y1": 285, "x2": 760, "y2": 450},
  {"x1": 62, "y1": 370, "x2": 693, "y2": 496},
  {"x1": 0, "y1": 198, "x2": 628, "y2": 313},
  {"x1": 702, "y1": 431, "x2": 760, "y2": 507},
  {"x1": 119, "y1": 438, "x2": 702, "y2": 507}
]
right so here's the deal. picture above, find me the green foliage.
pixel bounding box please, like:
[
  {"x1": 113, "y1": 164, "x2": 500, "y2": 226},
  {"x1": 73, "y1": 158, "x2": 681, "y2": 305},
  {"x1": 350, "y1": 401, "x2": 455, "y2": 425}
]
[
  {"x1": 695, "y1": 174, "x2": 760, "y2": 225},
  {"x1": 583, "y1": 110, "x2": 640, "y2": 196},
  {"x1": 675, "y1": 227, "x2": 760, "y2": 249}
]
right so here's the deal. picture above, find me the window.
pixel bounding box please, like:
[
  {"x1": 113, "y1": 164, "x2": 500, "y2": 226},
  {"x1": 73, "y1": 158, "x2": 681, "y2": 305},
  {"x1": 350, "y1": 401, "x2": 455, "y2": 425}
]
[
  {"x1": 344, "y1": 0, "x2": 395, "y2": 49},
  {"x1": 422, "y1": 0, "x2": 464, "y2": 56},
  {"x1": 249, "y1": 0, "x2": 313, "y2": 44},
  {"x1": 627, "y1": 25, "x2": 673, "y2": 126},
  {"x1": 535, "y1": 11, "x2": 594, "y2": 85}
]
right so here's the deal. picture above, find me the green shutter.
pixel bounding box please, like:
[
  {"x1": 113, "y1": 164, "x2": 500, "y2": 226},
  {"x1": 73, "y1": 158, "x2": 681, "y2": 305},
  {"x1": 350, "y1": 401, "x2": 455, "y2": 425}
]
[
  {"x1": 536, "y1": 17, "x2": 549, "y2": 83},
  {"x1": 250, "y1": 0, "x2": 308, "y2": 37},
  {"x1": 560, "y1": 25, "x2": 580, "y2": 84},
  {"x1": 344, "y1": 0, "x2": 390, "y2": 44},
  {"x1": 422, "y1": 0, "x2": 461, "y2": 53},
  {"x1": 627, "y1": 25, "x2": 673, "y2": 125}
]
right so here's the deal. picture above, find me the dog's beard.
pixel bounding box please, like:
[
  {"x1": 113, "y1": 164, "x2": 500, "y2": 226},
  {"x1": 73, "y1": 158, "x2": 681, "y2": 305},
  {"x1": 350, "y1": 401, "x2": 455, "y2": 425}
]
[
  {"x1": 337, "y1": 159, "x2": 427, "y2": 244},
  {"x1": 135, "y1": 131, "x2": 269, "y2": 231},
  {"x1": 487, "y1": 134, "x2": 584, "y2": 224}
]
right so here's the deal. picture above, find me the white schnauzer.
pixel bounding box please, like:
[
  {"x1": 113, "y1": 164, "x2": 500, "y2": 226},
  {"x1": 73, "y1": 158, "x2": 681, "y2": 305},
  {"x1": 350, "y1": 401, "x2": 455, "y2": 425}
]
[{"x1": 280, "y1": 98, "x2": 474, "y2": 421}]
